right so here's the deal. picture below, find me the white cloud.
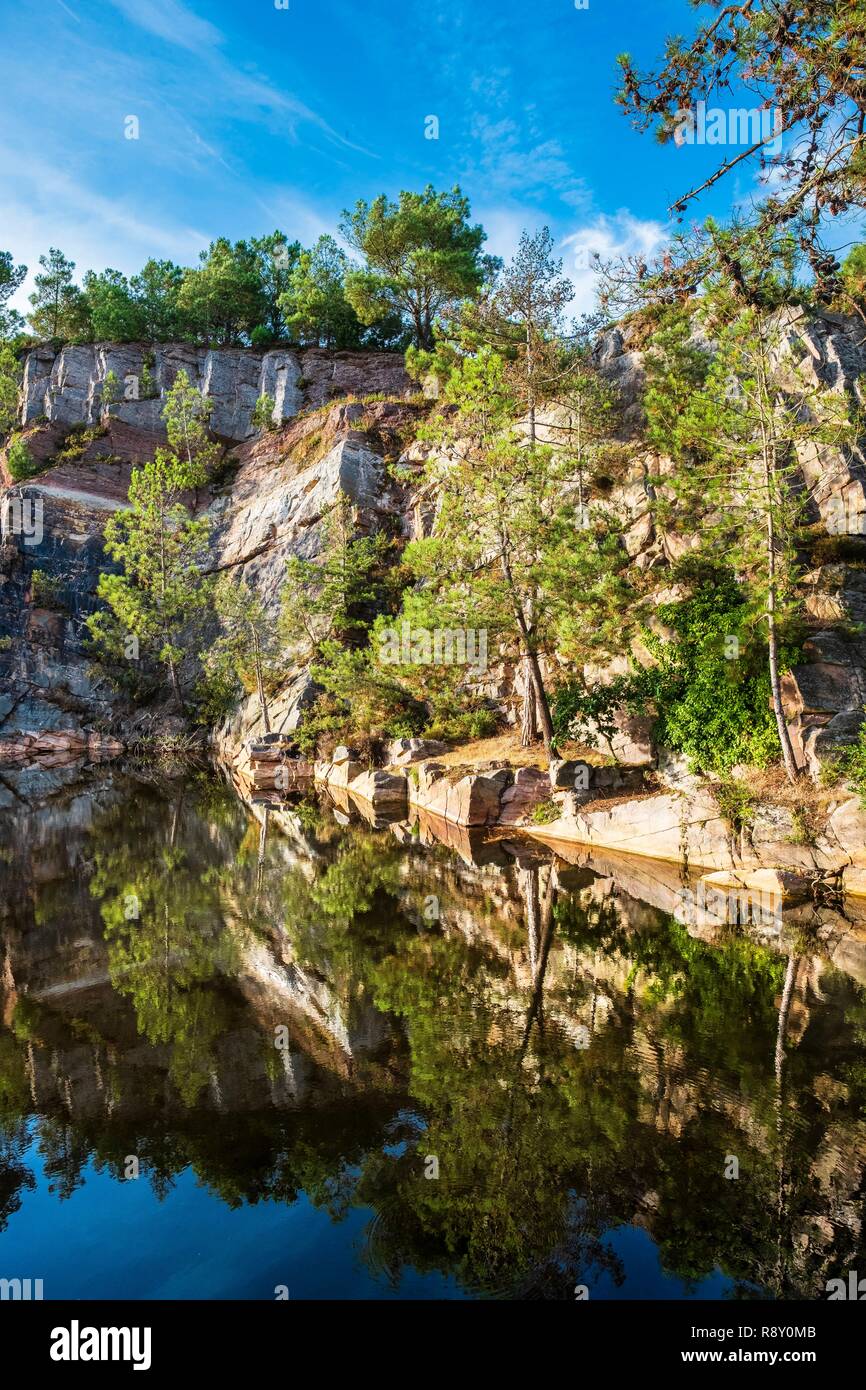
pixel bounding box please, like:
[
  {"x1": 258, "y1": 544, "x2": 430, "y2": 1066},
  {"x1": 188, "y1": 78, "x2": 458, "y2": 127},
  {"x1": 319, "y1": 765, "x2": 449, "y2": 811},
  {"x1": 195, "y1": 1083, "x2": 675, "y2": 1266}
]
[
  {"x1": 104, "y1": 0, "x2": 375, "y2": 156},
  {"x1": 0, "y1": 146, "x2": 209, "y2": 312},
  {"x1": 105, "y1": 0, "x2": 223, "y2": 53},
  {"x1": 561, "y1": 211, "x2": 669, "y2": 313},
  {"x1": 252, "y1": 191, "x2": 338, "y2": 249},
  {"x1": 473, "y1": 206, "x2": 528, "y2": 267},
  {"x1": 1, "y1": 144, "x2": 348, "y2": 316}
]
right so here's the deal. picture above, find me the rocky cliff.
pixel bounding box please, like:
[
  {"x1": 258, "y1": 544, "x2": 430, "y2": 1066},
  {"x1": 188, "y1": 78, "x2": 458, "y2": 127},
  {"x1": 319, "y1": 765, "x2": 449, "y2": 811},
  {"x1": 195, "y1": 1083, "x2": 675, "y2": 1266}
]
[
  {"x1": 21, "y1": 341, "x2": 414, "y2": 439},
  {"x1": 3, "y1": 312, "x2": 866, "y2": 808},
  {"x1": 0, "y1": 345, "x2": 414, "y2": 747}
]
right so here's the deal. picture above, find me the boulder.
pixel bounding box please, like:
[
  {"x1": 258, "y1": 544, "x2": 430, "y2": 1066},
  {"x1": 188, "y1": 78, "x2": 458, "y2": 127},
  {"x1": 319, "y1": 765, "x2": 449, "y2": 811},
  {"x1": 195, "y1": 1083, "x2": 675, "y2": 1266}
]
[
  {"x1": 782, "y1": 662, "x2": 859, "y2": 716},
  {"x1": 826, "y1": 797, "x2": 866, "y2": 859},
  {"x1": 315, "y1": 758, "x2": 366, "y2": 790},
  {"x1": 528, "y1": 787, "x2": 735, "y2": 868},
  {"x1": 549, "y1": 759, "x2": 592, "y2": 791},
  {"x1": 700, "y1": 867, "x2": 812, "y2": 904},
  {"x1": 843, "y1": 866, "x2": 866, "y2": 897},
  {"x1": 347, "y1": 768, "x2": 408, "y2": 812},
  {"x1": 0, "y1": 727, "x2": 122, "y2": 767},
  {"x1": 623, "y1": 511, "x2": 654, "y2": 558},
  {"x1": 499, "y1": 766, "x2": 551, "y2": 825},
  {"x1": 385, "y1": 737, "x2": 449, "y2": 766},
  {"x1": 410, "y1": 762, "x2": 512, "y2": 826},
  {"x1": 804, "y1": 709, "x2": 865, "y2": 779},
  {"x1": 572, "y1": 701, "x2": 656, "y2": 767}
]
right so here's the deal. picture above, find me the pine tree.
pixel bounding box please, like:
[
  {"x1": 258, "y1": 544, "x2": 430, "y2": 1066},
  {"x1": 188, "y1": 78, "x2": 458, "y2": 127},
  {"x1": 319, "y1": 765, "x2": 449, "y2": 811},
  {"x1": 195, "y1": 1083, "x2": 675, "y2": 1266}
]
[
  {"x1": 403, "y1": 350, "x2": 566, "y2": 751},
  {"x1": 279, "y1": 496, "x2": 391, "y2": 663},
  {"x1": 87, "y1": 375, "x2": 215, "y2": 708},
  {"x1": 27, "y1": 248, "x2": 89, "y2": 340},
  {"x1": 0, "y1": 344, "x2": 21, "y2": 436},
  {"x1": 100, "y1": 370, "x2": 121, "y2": 418},
  {"x1": 82, "y1": 269, "x2": 144, "y2": 341},
  {"x1": 129, "y1": 259, "x2": 184, "y2": 341},
  {"x1": 656, "y1": 305, "x2": 859, "y2": 782},
  {"x1": 251, "y1": 393, "x2": 276, "y2": 432},
  {"x1": 162, "y1": 369, "x2": 220, "y2": 484},
  {"x1": 0, "y1": 251, "x2": 26, "y2": 341},
  {"x1": 88, "y1": 452, "x2": 211, "y2": 708},
  {"x1": 177, "y1": 238, "x2": 267, "y2": 345},
  {"x1": 341, "y1": 185, "x2": 497, "y2": 349},
  {"x1": 206, "y1": 577, "x2": 278, "y2": 734},
  {"x1": 549, "y1": 354, "x2": 621, "y2": 529},
  {"x1": 280, "y1": 236, "x2": 364, "y2": 350},
  {"x1": 490, "y1": 229, "x2": 573, "y2": 443}
]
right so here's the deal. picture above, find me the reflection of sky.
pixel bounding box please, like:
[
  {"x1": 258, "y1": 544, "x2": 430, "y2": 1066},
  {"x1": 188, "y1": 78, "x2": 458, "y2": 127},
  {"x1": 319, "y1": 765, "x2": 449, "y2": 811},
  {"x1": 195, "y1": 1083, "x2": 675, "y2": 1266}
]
[
  {"x1": 0, "y1": 1136, "x2": 732, "y2": 1300},
  {"x1": 0, "y1": 1136, "x2": 462, "y2": 1300}
]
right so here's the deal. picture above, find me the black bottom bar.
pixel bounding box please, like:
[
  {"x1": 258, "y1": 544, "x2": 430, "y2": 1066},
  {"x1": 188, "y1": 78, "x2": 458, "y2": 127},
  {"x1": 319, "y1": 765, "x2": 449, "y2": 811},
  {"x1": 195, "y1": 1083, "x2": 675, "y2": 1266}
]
[{"x1": 3, "y1": 1297, "x2": 860, "y2": 1376}]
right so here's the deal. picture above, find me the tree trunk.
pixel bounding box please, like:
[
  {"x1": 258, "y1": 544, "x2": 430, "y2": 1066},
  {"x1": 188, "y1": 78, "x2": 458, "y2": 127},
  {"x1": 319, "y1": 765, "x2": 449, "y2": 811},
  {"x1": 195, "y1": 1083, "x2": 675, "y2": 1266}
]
[
  {"x1": 524, "y1": 645, "x2": 553, "y2": 752},
  {"x1": 574, "y1": 404, "x2": 587, "y2": 529},
  {"x1": 167, "y1": 653, "x2": 184, "y2": 713},
  {"x1": 761, "y1": 426, "x2": 799, "y2": 784},
  {"x1": 251, "y1": 625, "x2": 271, "y2": 734},
  {"x1": 525, "y1": 320, "x2": 536, "y2": 444},
  {"x1": 256, "y1": 807, "x2": 269, "y2": 901},
  {"x1": 520, "y1": 654, "x2": 537, "y2": 747},
  {"x1": 767, "y1": 590, "x2": 798, "y2": 783},
  {"x1": 499, "y1": 539, "x2": 554, "y2": 753}
]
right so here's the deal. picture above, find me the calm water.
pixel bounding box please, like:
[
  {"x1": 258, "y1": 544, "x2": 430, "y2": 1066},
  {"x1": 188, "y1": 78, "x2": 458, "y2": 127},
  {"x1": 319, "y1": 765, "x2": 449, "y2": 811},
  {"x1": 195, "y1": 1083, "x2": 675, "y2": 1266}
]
[{"x1": 1, "y1": 767, "x2": 865, "y2": 1300}]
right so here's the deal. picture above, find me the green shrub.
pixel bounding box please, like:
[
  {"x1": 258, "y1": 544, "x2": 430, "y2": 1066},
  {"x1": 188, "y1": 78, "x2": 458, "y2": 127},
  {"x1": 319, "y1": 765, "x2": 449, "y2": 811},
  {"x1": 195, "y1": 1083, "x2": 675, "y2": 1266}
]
[
  {"x1": 639, "y1": 569, "x2": 798, "y2": 774},
  {"x1": 193, "y1": 664, "x2": 240, "y2": 727},
  {"x1": 552, "y1": 675, "x2": 635, "y2": 760},
  {"x1": 788, "y1": 807, "x2": 817, "y2": 846},
  {"x1": 251, "y1": 392, "x2": 277, "y2": 432},
  {"x1": 833, "y1": 711, "x2": 866, "y2": 806},
  {"x1": 140, "y1": 353, "x2": 159, "y2": 400},
  {"x1": 385, "y1": 713, "x2": 426, "y2": 739},
  {"x1": 208, "y1": 453, "x2": 241, "y2": 492},
  {"x1": 101, "y1": 369, "x2": 121, "y2": 412},
  {"x1": 53, "y1": 423, "x2": 106, "y2": 464},
  {"x1": 553, "y1": 567, "x2": 798, "y2": 775},
  {"x1": 424, "y1": 706, "x2": 497, "y2": 742},
  {"x1": 250, "y1": 325, "x2": 274, "y2": 350},
  {"x1": 531, "y1": 799, "x2": 561, "y2": 825},
  {"x1": 714, "y1": 778, "x2": 756, "y2": 832},
  {"x1": 6, "y1": 434, "x2": 39, "y2": 481},
  {"x1": 30, "y1": 570, "x2": 65, "y2": 610}
]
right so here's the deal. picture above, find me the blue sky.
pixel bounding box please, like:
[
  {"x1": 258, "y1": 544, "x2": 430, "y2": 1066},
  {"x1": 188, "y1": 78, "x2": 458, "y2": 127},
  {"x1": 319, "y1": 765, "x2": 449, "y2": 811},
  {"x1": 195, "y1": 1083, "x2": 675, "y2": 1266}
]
[{"x1": 0, "y1": 0, "x2": 832, "y2": 316}]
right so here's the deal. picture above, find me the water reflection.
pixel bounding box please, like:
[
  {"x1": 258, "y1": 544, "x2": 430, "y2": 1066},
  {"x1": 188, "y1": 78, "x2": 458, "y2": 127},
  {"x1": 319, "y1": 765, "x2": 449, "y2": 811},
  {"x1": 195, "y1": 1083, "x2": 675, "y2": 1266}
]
[{"x1": 0, "y1": 768, "x2": 865, "y2": 1299}]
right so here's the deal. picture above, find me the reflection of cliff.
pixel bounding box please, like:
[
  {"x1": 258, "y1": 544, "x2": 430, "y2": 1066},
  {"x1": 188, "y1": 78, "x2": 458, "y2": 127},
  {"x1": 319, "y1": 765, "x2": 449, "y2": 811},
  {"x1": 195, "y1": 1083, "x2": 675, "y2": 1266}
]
[
  {"x1": 0, "y1": 773, "x2": 404, "y2": 1121},
  {"x1": 0, "y1": 770, "x2": 865, "y2": 1296},
  {"x1": 302, "y1": 796, "x2": 866, "y2": 1297}
]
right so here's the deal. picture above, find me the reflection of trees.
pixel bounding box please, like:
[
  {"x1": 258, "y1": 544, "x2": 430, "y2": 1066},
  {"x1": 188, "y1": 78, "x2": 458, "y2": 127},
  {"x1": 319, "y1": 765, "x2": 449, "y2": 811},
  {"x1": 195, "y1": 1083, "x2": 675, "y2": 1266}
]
[
  {"x1": 0, "y1": 1034, "x2": 34, "y2": 1231},
  {"x1": 281, "y1": 826, "x2": 408, "y2": 989},
  {"x1": 359, "y1": 921, "x2": 628, "y2": 1296},
  {"x1": 556, "y1": 896, "x2": 866, "y2": 1297},
  {"x1": 90, "y1": 790, "x2": 244, "y2": 1106},
  {"x1": 1, "y1": 780, "x2": 865, "y2": 1297}
]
